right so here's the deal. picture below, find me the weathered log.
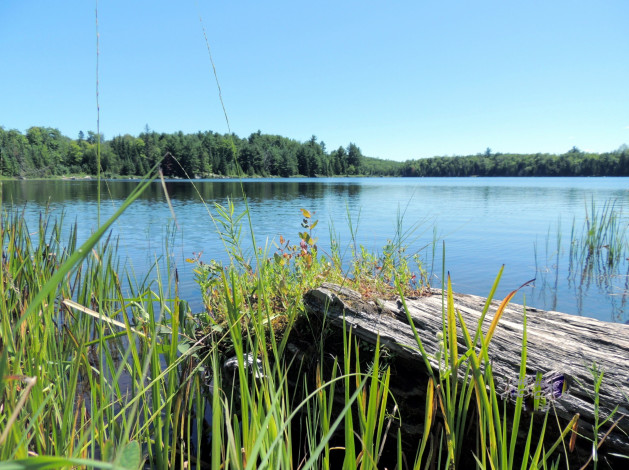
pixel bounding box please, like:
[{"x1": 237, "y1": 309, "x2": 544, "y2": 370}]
[{"x1": 303, "y1": 283, "x2": 629, "y2": 453}]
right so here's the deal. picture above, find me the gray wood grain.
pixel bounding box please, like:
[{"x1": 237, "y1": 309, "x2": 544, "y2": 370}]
[{"x1": 304, "y1": 282, "x2": 629, "y2": 452}]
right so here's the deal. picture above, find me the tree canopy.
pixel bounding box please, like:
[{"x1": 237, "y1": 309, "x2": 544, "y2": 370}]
[
  {"x1": 0, "y1": 126, "x2": 402, "y2": 178},
  {"x1": 401, "y1": 148, "x2": 629, "y2": 177},
  {"x1": 0, "y1": 126, "x2": 626, "y2": 178}
]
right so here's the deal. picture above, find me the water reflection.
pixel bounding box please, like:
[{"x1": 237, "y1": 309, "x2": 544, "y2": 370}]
[
  {"x1": 2, "y1": 178, "x2": 366, "y2": 206},
  {"x1": 2, "y1": 177, "x2": 628, "y2": 322}
]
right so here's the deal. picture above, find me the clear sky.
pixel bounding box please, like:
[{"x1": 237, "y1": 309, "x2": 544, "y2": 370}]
[{"x1": 1, "y1": 1, "x2": 627, "y2": 161}]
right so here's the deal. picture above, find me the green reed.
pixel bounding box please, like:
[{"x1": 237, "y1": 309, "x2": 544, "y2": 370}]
[
  {"x1": 568, "y1": 198, "x2": 628, "y2": 283},
  {"x1": 533, "y1": 198, "x2": 628, "y2": 320},
  {"x1": 1, "y1": 178, "x2": 624, "y2": 469},
  {"x1": 191, "y1": 200, "x2": 585, "y2": 469},
  {"x1": 188, "y1": 199, "x2": 411, "y2": 469},
  {"x1": 0, "y1": 171, "x2": 213, "y2": 469},
  {"x1": 1, "y1": 3, "x2": 411, "y2": 467},
  {"x1": 395, "y1": 265, "x2": 581, "y2": 470}
]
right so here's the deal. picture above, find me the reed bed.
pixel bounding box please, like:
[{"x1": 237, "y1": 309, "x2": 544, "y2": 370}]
[
  {"x1": 534, "y1": 198, "x2": 628, "y2": 320},
  {"x1": 0, "y1": 178, "x2": 624, "y2": 469},
  {"x1": 0, "y1": 179, "x2": 210, "y2": 469},
  {"x1": 568, "y1": 199, "x2": 629, "y2": 284}
]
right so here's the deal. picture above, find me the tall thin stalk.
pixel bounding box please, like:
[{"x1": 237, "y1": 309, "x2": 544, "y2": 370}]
[{"x1": 95, "y1": 0, "x2": 101, "y2": 225}]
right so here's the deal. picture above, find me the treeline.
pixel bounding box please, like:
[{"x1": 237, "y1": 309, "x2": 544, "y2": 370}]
[
  {"x1": 401, "y1": 147, "x2": 629, "y2": 177},
  {"x1": 0, "y1": 126, "x2": 403, "y2": 178},
  {"x1": 2, "y1": 126, "x2": 627, "y2": 178}
]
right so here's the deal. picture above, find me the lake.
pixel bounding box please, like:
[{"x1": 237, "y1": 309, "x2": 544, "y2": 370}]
[{"x1": 2, "y1": 177, "x2": 628, "y2": 322}]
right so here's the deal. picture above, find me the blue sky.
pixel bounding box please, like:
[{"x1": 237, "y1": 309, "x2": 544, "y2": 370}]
[{"x1": 1, "y1": 1, "x2": 627, "y2": 161}]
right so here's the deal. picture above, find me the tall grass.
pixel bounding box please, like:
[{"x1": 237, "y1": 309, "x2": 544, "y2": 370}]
[
  {"x1": 181, "y1": 199, "x2": 596, "y2": 468},
  {"x1": 533, "y1": 198, "x2": 628, "y2": 319},
  {"x1": 568, "y1": 199, "x2": 628, "y2": 284},
  {"x1": 0, "y1": 174, "x2": 211, "y2": 469},
  {"x1": 1, "y1": 182, "x2": 622, "y2": 468}
]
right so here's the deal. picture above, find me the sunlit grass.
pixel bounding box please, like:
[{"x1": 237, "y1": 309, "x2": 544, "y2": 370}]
[
  {"x1": 568, "y1": 198, "x2": 629, "y2": 282},
  {"x1": 1, "y1": 179, "x2": 625, "y2": 468},
  {"x1": 533, "y1": 198, "x2": 629, "y2": 320},
  {"x1": 0, "y1": 174, "x2": 211, "y2": 469}
]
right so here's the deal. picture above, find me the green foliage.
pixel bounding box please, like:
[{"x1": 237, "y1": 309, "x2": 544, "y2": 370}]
[
  {"x1": 1, "y1": 184, "x2": 624, "y2": 468},
  {"x1": 0, "y1": 126, "x2": 404, "y2": 179},
  {"x1": 396, "y1": 270, "x2": 581, "y2": 469},
  {"x1": 535, "y1": 198, "x2": 629, "y2": 314},
  {"x1": 3, "y1": 125, "x2": 629, "y2": 179},
  {"x1": 0, "y1": 171, "x2": 211, "y2": 469},
  {"x1": 402, "y1": 147, "x2": 629, "y2": 177},
  {"x1": 568, "y1": 198, "x2": 629, "y2": 280}
]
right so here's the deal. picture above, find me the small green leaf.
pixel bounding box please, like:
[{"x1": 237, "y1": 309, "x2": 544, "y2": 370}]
[
  {"x1": 115, "y1": 441, "x2": 141, "y2": 470},
  {"x1": 177, "y1": 341, "x2": 192, "y2": 355}
]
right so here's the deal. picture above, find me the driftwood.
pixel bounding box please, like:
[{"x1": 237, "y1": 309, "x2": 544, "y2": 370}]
[{"x1": 303, "y1": 283, "x2": 629, "y2": 453}]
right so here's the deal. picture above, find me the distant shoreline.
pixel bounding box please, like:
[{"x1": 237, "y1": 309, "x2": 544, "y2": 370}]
[{"x1": 2, "y1": 174, "x2": 628, "y2": 182}]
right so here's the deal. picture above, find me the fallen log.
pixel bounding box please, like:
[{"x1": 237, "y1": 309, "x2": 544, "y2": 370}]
[{"x1": 303, "y1": 282, "x2": 629, "y2": 454}]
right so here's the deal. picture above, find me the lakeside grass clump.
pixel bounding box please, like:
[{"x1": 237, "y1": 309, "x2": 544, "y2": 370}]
[
  {"x1": 0, "y1": 181, "x2": 212, "y2": 469},
  {"x1": 534, "y1": 198, "x2": 629, "y2": 318},
  {"x1": 568, "y1": 199, "x2": 629, "y2": 283},
  {"x1": 1, "y1": 182, "x2": 626, "y2": 469}
]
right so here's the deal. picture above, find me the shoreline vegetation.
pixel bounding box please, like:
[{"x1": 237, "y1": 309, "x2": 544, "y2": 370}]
[
  {"x1": 2, "y1": 5, "x2": 626, "y2": 466},
  {"x1": 1, "y1": 172, "x2": 627, "y2": 468},
  {"x1": 1, "y1": 126, "x2": 628, "y2": 179}
]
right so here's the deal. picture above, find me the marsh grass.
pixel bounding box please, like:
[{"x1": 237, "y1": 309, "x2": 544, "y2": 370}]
[
  {"x1": 534, "y1": 198, "x2": 629, "y2": 320},
  {"x1": 0, "y1": 172, "x2": 625, "y2": 469},
  {"x1": 568, "y1": 199, "x2": 628, "y2": 284},
  {"x1": 0, "y1": 172, "x2": 213, "y2": 469},
  {"x1": 187, "y1": 198, "x2": 605, "y2": 469},
  {"x1": 1, "y1": 1, "x2": 606, "y2": 466},
  {"x1": 4, "y1": 163, "x2": 629, "y2": 470}
]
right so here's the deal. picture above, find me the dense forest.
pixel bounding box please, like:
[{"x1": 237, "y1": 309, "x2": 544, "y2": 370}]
[
  {"x1": 0, "y1": 126, "x2": 627, "y2": 178},
  {"x1": 401, "y1": 147, "x2": 629, "y2": 177},
  {"x1": 0, "y1": 126, "x2": 401, "y2": 178}
]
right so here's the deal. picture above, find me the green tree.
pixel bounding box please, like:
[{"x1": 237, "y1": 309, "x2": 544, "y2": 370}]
[{"x1": 347, "y1": 143, "x2": 363, "y2": 174}]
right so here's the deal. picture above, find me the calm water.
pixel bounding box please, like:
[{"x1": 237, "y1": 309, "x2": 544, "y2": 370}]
[{"x1": 2, "y1": 177, "x2": 628, "y2": 322}]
